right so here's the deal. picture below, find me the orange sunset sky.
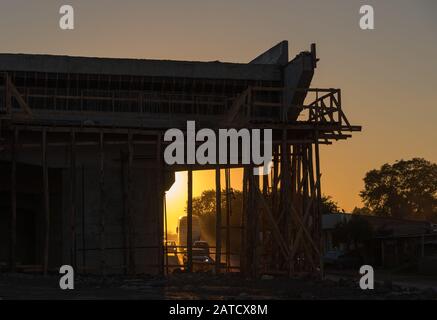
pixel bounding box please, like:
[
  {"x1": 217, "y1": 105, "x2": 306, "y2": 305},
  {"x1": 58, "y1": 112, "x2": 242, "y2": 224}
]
[{"x1": 1, "y1": 0, "x2": 436, "y2": 232}]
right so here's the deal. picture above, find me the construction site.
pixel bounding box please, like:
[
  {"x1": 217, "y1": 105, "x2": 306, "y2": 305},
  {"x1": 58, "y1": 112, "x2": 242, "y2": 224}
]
[
  {"x1": 0, "y1": 40, "x2": 364, "y2": 280},
  {"x1": 3, "y1": 36, "x2": 437, "y2": 302}
]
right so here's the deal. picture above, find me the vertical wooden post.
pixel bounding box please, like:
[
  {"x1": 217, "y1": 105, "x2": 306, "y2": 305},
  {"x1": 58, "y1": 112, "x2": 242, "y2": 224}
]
[
  {"x1": 262, "y1": 173, "x2": 268, "y2": 197},
  {"x1": 215, "y1": 167, "x2": 221, "y2": 273},
  {"x1": 280, "y1": 130, "x2": 289, "y2": 214},
  {"x1": 164, "y1": 193, "x2": 169, "y2": 275},
  {"x1": 262, "y1": 169, "x2": 268, "y2": 265},
  {"x1": 301, "y1": 145, "x2": 309, "y2": 271},
  {"x1": 314, "y1": 135, "x2": 322, "y2": 207},
  {"x1": 5, "y1": 74, "x2": 12, "y2": 114},
  {"x1": 156, "y1": 133, "x2": 164, "y2": 275},
  {"x1": 10, "y1": 128, "x2": 18, "y2": 272},
  {"x1": 69, "y1": 130, "x2": 76, "y2": 269},
  {"x1": 121, "y1": 150, "x2": 128, "y2": 275},
  {"x1": 99, "y1": 131, "x2": 105, "y2": 276},
  {"x1": 225, "y1": 168, "x2": 231, "y2": 272},
  {"x1": 279, "y1": 129, "x2": 292, "y2": 274},
  {"x1": 247, "y1": 170, "x2": 253, "y2": 277},
  {"x1": 187, "y1": 169, "x2": 193, "y2": 272},
  {"x1": 81, "y1": 165, "x2": 86, "y2": 272},
  {"x1": 290, "y1": 145, "x2": 297, "y2": 272},
  {"x1": 127, "y1": 132, "x2": 136, "y2": 274},
  {"x1": 271, "y1": 146, "x2": 279, "y2": 221},
  {"x1": 240, "y1": 168, "x2": 248, "y2": 275},
  {"x1": 308, "y1": 145, "x2": 317, "y2": 271},
  {"x1": 421, "y1": 235, "x2": 425, "y2": 258},
  {"x1": 314, "y1": 132, "x2": 324, "y2": 278},
  {"x1": 381, "y1": 241, "x2": 385, "y2": 268},
  {"x1": 246, "y1": 169, "x2": 259, "y2": 278},
  {"x1": 42, "y1": 129, "x2": 50, "y2": 275},
  {"x1": 243, "y1": 166, "x2": 258, "y2": 278}
]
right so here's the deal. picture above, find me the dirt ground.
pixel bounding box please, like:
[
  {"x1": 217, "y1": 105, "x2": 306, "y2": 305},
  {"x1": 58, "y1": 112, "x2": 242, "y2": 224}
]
[{"x1": 0, "y1": 272, "x2": 436, "y2": 300}]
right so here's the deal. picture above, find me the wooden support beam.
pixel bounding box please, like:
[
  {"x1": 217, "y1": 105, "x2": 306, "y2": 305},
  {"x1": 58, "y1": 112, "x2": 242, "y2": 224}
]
[
  {"x1": 290, "y1": 201, "x2": 320, "y2": 258},
  {"x1": 314, "y1": 133, "x2": 324, "y2": 277},
  {"x1": 245, "y1": 172, "x2": 256, "y2": 277},
  {"x1": 5, "y1": 74, "x2": 12, "y2": 114},
  {"x1": 10, "y1": 128, "x2": 18, "y2": 272},
  {"x1": 215, "y1": 167, "x2": 222, "y2": 273},
  {"x1": 301, "y1": 145, "x2": 309, "y2": 236},
  {"x1": 164, "y1": 193, "x2": 169, "y2": 275},
  {"x1": 381, "y1": 241, "x2": 385, "y2": 268},
  {"x1": 240, "y1": 168, "x2": 249, "y2": 275},
  {"x1": 290, "y1": 146, "x2": 319, "y2": 271},
  {"x1": 42, "y1": 129, "x2": 50, "y2": 275},
  {"x1": 127, "y1": 132, "x2": 136, "y2": 275},
  {"x1": 278, "y1": 130, "x2": 292, "y2": 273},
  {"x1": 187, "y1": 169, "x2": 193, "y2": 272},
  {"x1": 421, "y1": 235, "x2": 425, "y2": 258},
  {"x1": 99, "y1": 131, "x2": 105, "y2": 276},
  {"x1": 262, "y1": 174, "x2": 268, "y2": 197},
  {"x1": 156, "y1": 133, "x2": 164, "y2": 276},
  {"x1": 12, "y1": 125, "x2": 162, "y2": 136},
  {"x1": 121, "y1": 151, "x2": 128, "y2": 275},
  {"x1": 9, "y1": 79, "x2": 33, "y2": 116},
  {"x1": 225, "y1": 168, "x2": 231, "y2": 272},
  {"x1": 249, "y1": 172, "x2": 261, "y2": 278},
  {"x1": 254, "y1": 178, "x2": 290, "y2": 262},
  {"x1": 226, "y1": 88, "x2": 250, "y2": 125},
  {"x1": 6, "y1": 140, "x2": 158, "y2": 149},
  {"x1": 69, "y1": 130, "x2": 77, "y2": 269},
  {"x1": 308, "y1": 145, "x2": 318, "y2": 268},
  {"x1": 271, "y1": 146, "x2": 279, "y2": 214},
  {"x1": 81, "y1": 165, "x2": 86, "y2": 271}
]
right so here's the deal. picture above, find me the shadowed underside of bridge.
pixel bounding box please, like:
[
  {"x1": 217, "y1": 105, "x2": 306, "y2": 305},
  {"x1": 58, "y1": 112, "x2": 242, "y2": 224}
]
[{"x1": 0, "y1": 41, "x2": 360, "y2": 277}]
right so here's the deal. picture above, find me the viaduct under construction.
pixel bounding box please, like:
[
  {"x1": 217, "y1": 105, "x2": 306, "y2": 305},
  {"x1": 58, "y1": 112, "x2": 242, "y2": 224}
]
[{"x1": 0, "y1": 41, "x2": 360, "y2": 278}]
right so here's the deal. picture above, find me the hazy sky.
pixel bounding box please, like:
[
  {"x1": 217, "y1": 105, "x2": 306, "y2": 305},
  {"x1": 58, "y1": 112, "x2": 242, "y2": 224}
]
[{"x1": 1, "y1": 0, "x2": 436, "y2": 232}]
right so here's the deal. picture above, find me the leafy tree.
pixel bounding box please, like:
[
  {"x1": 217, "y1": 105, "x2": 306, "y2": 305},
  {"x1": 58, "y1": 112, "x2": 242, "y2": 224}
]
[
  {"x1": 352, "y1": 206, "x2": 372, "y2": 216},
  {"x1": 186, "y1": 189, "x2": 243, "y2": 251},
  {"x1": 360, "y1": 158, "x2": 437, "y2": 221},
  {"x1": 189, "y1": 189, "x2": 243, "y2": 219},
  {"x1": 320, "y1": 195, "x2": 344, "y2": 214},
  {"x1": 191, "y1": 190, "x2": 217, "y2": 217}
]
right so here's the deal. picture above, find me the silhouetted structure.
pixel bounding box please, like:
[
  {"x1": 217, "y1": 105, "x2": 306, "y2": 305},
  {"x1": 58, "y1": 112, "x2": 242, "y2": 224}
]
[{"x1": 0, "y1": 41, "x2": 360, "y2": 277}]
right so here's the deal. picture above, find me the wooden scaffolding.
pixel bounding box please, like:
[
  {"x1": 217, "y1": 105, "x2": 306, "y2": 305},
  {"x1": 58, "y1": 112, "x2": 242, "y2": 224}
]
[{"x1": 0, "y1": 70, "x2": 360, "y2": 277}]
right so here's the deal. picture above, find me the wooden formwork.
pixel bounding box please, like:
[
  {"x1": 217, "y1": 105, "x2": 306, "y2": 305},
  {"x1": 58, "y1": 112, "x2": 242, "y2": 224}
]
[
  {"x1": 1, "y1": 70, "x2": 360, "y2": 277},
  {"x1": 224, "y1": 86, "x2": 360, "y2": 278},
  {"x1": 239, "y1": 142, "x2": 323, "y2": 277},
  {"x1": 0, "y1": 123, "x2": 166, "y2": 275}
]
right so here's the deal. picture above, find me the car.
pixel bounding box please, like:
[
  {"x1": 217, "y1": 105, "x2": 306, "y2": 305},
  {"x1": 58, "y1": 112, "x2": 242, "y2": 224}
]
[
  {"x1": 193, "y1": 240, "x2": 210, "y2": 256},
  {"x1": 324, "y1": 250, "x2": 363, "y2": 269},
  {"x1": 183, "y1": 241, "x2": 215, "y2": 272},
  {"x1": 183, "y1": 253, "x2": 215, "y2": 272},
  {"x1": 164, "y1": 240, "x2": 178, "y2": 255},
  {"x1": 183, "y1": 254, "x2": 214, "y2": 264},
  {"x1": 336, "y1": 251, "x2": 363, "y2": 269},
  {"x1": 324, "y1": 250, "x2": 345, "y2": 265}
]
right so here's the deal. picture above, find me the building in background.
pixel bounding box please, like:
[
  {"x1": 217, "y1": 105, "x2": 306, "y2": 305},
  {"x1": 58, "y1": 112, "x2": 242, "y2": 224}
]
[{"x1": 322, "y1": 213, "x2": 437, "y2": 274}]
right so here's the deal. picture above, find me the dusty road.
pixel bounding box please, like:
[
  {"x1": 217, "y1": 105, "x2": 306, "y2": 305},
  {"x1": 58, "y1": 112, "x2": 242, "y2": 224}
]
[{"x1": 0, "y1": 272, "x2": 436, "y2": 300}]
